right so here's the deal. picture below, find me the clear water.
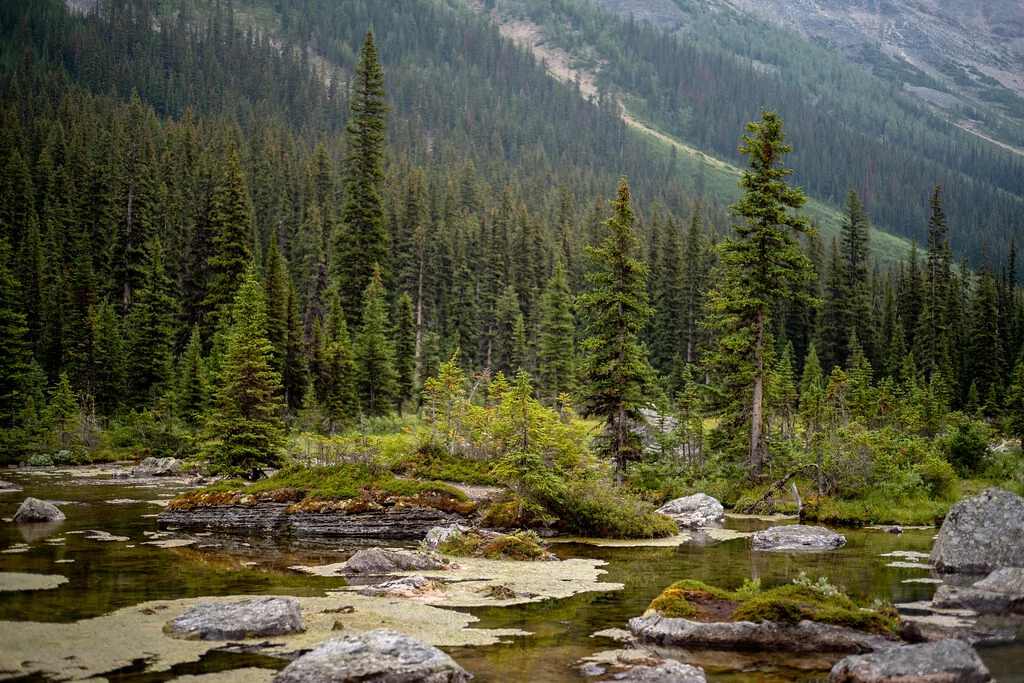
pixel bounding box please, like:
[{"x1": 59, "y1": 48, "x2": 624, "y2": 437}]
[{"x1": 0, "y1": 467, "x2": 1021, "y2": 682}]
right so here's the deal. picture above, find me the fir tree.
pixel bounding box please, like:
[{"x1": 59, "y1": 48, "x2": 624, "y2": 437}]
[
  {"x1": 393, "y1": 292, "x2": 417, "y2": 416},
  {"x1": 918, "y1": 185, "x2": 953, "y2": 379},
  {"x1": 577, "y1": 177, "x2": 656, "y2": 485},
  {"x1": 966, "y1": 269, "x2": 1005, "y2": 414},
  {"x1": 799, "y1": 342, "x2": 825, "y2": 436},
  {"x1": 705, "y1": 110, "x2": 816, "y2": 476},
  {"x1": 840, "y1": 189, "x2": 872, "y2": 360},
  {"x1": 538, "y1": 260, "x2": 576, "y2": 407},
  {"x1": 493, "y1": 285, "x2": 523, "y2": 377},
  {"x1": 203, "y1": 266, "x2": 285, "y2": 476},
  {"x1": 281, "y1": 280, "x2": 306, "y2": 412},
  {"x1": 263, "y1": 236, "x2": 288, "y2": 375},
  {"x1": 322, "y1": 291, "x2": 358, "y2": 428},
  {"x1": 1004, "y1": 348, "x2": 1024, "y2": 438},
  {"x1": 0, "y1": 238, "x2": 32, "y2": 426},
  {"x1": 47, "y1": 372, "x2": 81, "y2": 447},
  {"x1": 333, "y1": 31, "x2": 391, "y2": 325},
  {"x1": 681, "y1": 204, "x2": 707, "y2": 365},
  {"x1": 205, "y1": 149, "x2": 253, "y2": 333},
  {"x1": 127, "y1": 241, "x2": 175, "y2": 404},
  {"x1": 87, "y1": 300, "x2": 127, "y2": 417},
  {"x1": 179, "y1": 325, "x2": 206, "y2": 426},
  {"x1": 354, "y1": 267, "x2": 397, "y2": 415}
]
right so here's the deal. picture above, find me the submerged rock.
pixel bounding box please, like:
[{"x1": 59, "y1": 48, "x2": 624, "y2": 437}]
[
  {"x1": 13, "y1": 497, "x2": 65, "y2": 524},
  {"x1": 272, "y1": 629, "x2": 471, "y2": 683},
  {"x1": 133, "y1": 457, "x2": 185, "y2": 477},
  {"x1": 655, "y1": 493, "x2": 725, "y2": 528},
  {"x1": 0, "y1": 479, "x2": 21, "y2": 491},
  {"x1": 168, "y1": 597, "x2": 305, "y2": 640},
  {"x1": 629, "y1": 614, "x2": 894, "y2": 653},
  {"x1": 932, "y1": 567, "x2": 1024, "y2": 614},
  {"x1": 829, "y1": 640, "x2": 991, "y2": 682},
  {"x1": 751, "y1": 524, "x2": 846, "y2": 550},
  {"x1": 345, "y1": 548, "x2": 448, "y2": 574},
  {"x1": 612, "y1": 660, "x2": 706, "y2": 682},
  {"x1": 359, "y1": 575, "x2": 446, "y2": 599},
  {"x1": 423, "y1": 524, "x2": 470, "y2": 551},
  {"x1": 930, "y1": 487, "x2": 1024, "y2": 573}
]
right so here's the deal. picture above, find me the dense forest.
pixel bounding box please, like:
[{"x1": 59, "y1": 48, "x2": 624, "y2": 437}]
[{"x1": 1, "y1": 0, "x2": 1023, "y2": 528}]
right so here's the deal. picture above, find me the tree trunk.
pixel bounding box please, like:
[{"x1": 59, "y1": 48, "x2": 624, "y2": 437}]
[{"x1": 750, "y1": 309, "x2": 766, "y2": 476}]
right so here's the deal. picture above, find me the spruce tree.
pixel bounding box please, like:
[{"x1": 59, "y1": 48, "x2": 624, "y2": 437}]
[
  {"x1": 47, "y1": 372, "x2": 81, "y2": 448},
  {"x1": 204, "y1": 266, "x2": 285, "y2": 476},
  {"x1": 538, "y1": 260, "x2": 576, "y2": 407},
  {"x1": 322, "y1": 292, "x2": 358, "y2": 429},
  {"x1": 705, "y1": 110, "x2": 816, "y2": 476},
  {"x1": 282, "y1": 280, "x2": 306, "y2": 413},
  {"x1": 840, "y1": 189, "x2": 872, "y2": 360},
  {"x1": 393, "y1": 292, "x2": 417, "y2": 415},
  {"x1": 577, "y1": 177, "x2": 656, "y2": 485},
  {"x1": 87, "y1": 300, "x2": 127, "y2": 417},
  {"x1": 127, "y1": 241, "x2": 175, "y2": 405},
  {"x1": 493, "y1": 284, "x2": 523, "y2": 376},
  {"x1": 1004, "y1": 348, "x2": 1024, "y2": 438},
  {"x1": 0, "y1": 238, "x2": 32, "y2": 426},
  {"x1": 206, "y1": 149, "x2": 253, "y2": 333},
  {"x1": 354, "y1": 267, "x2": 397, "y2": 415},
  {"x1": 681, "y1": 204, "x2": 707, "y2": 365},
  {"x1": 179, "y1": 325, "x2": 206, "y2": 427},
  {"x1": 333, "y1": 31, "x2": 391, "y2": 325},
  {"x1": 263, "y1": 236, "x2": 288, "y2": 375},
  {"x1": 918, "y1": 186, "x2": 952, "y2": 379},
  {"x1": 966, "y1": 269, "x2": 1005, "y2": 413}
]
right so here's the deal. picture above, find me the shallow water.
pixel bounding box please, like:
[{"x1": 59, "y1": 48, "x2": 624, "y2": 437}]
[{"x1": 0, "y1": 467, "x2": 1021, "y2": 682}]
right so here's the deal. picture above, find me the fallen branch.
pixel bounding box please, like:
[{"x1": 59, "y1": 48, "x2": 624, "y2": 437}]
[{"x1": 742, "y1": 464, "x2": 820, "y2": 516}]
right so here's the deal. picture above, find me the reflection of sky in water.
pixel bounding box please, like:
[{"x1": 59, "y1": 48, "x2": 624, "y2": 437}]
[{"x1": 0, "y1": 467, "x2": 1019, "y2": 682}]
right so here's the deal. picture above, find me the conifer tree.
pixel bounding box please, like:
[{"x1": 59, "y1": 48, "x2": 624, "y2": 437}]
[
  {"x1": 840, "y1": 189, "x2": 872, "y2": 360},
  {"x1": 538, "y1": 260, "x2": 576, "y2": 407},
  {"x1": 681, "y1": 204, "x2": 707, "y2": 365},
  {"x1": 918, "y1": 186, "x2": 953, "y2": 379},
  {"x1": 354, "y1": 267, "x2": 397, "y2": 415},
  {"x1": 1004, "y1": 348, "x2": 1024, "y2": 438},
  {"x1": 966, "y1": 269, "x2": 1005, "y2": 414},
  {"x1": 0, "y1": 238, "x2": 32, "y2": 426},
  {"x1": 334, "y1": 31, "x2": 391, "y2": 325},
  {"x1": 322, "y1": 292, "x2": 358, "y2": 428},
  {"x1": 204, "y1": 266, "x2": 285, "y2": 476},
  {"x1": 47, "y1": 372, "x2": 81, "y2": 447},
  {"x1": 493, "y1": 285, "x2": 524, "y2": 376},
  {"x1": 179, "y1": 325, "x2": 206, "y2": 427},
  {"x1": 648, "y1": 212, "x2": 682, "y2": 373},
  {"x1": 578, "y1": 177, "x2": 656, "y2": 485},
  {"x1": 393, "y1": 292, "x2": 417, "y2": 415},
  {"x1": 799, "y1": 342, "x2": 825, "y2": 435},
  {"x1": 817, "y1": 238, "x2": 846, "y2": 371},
  {"x1": 281, "y1": 280, "x2": 306, "y2": 412},
  {"x1": 263, "y1": 236, "x2": 288, "y2": 375},
  {"x1": 87, "y1": 300, "x2": 127, "y2": 417},
  {"x1": 127, "y1": 241, "x2": 175, "y2": 404},
  {"x1": 705, "y1": 110, "x2": 816, "y2": 475},
  {"x1": 206, "y1": 149, "x2": 254, "y2": 332}
]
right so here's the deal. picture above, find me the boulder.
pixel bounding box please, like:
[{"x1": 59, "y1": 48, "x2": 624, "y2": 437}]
[
  {"x1": 629, "y1": 614, "x2": 894, "y2": 653},
  {"x1": 423, "y1": 524, "x2": 470, "y2": 551},
  {"x1": 0, "y1": 479, "x2": 21, "y2": 491},
  {"x1": 932, "y1": 567, "x2": 1024, "y2": 614},
  {"x1": 655, "y1": 493, "x2": 725, "y2": 528},
  {"x1": 612, "y1": 660, "x2": 706, "y2": 682},
  {"x1": 359, "y1": 575, "x2": 446, "y2": 599},
  {"x1": 133, "y1": 457, "x2": 185, "y2": 477},
  {"x1": 168, "y1": 597, "x2": 305, "y2": 640},
  {"x1": 345, "y1": 547, "x2": 448, "y2": 574},
  {"x1": 751, "y1": 524, "x2": 846, "y2": 550},
  {"x1": 272, "y1": 629, "x2": 471, "y2": 683},
  {"x1": 930, "y1": 487, "x2": 1024, "y2": 573},
  {"x1": 829, "y1": 640, "x2": 991, "y2": 682},
  {"x1": 12, "y1": 498, "x2": 65, "y2": 524}
]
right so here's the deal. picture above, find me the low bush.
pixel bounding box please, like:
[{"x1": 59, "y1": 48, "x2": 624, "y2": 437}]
[
  {"x1": 552, "y1": 479, "x2": 678, "y2": 538},
  {"x1": 438, "y1": 529, "x2": 549, "y2": 561},
  {"x1": 28, "y1": 453, "x2": 53, "y2": 467},
  {"x1": 393, "y1": 444, "x2": 498, "y2": 485},
  {"x1": 804, "y1": 492, "x2": 949, "y2": 526}
]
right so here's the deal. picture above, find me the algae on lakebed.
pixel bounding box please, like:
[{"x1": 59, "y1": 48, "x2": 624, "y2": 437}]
[
  {"x1": 645, "y1": 579, "x2": 899, "y2": 634},
  {"x1": 0, "y1": 572, "x2": 68, "y2": 592},
  {"x1": 0, "y1": 591, "x2": 527, "y2": 681}
]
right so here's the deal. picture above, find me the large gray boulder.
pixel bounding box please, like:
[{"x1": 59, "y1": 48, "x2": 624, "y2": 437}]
[
  {"x1": 629, "y1": 614, "x2": 894, "y2": 653},
  {"x1": 273, "y1": 629, "x2": 471, "y2": 683},
  {"x1": 751, "y1": 524, "x2": 846, "y2": 551},
  {"x1": 655, "y1": 493, "x2": 725, "y2": 528},
  {"x1": 12, "y1": 497, "x2": 65, "y2": 524},
  {"x1": 133, "y1": 457, "x2": 185, "y2": 477},
  {"x1": 423, "y1": 524, "x2": 470, "y2": 551},
  {"x1": 932, "y1": 567, "x2": 1024, "y2": 614},
  {"x1": 930, "y1": 487, "x2": 1024, "y2": 573},
  {"x1": 345, "y1": 547, "x2": 448, "y2": 574},
  {"x1": 168, "y1": 597, "x2": 305, "y2": 640},
  {"x1": 829, "y1": 641, "x2": 991, "y2": 682},
  {"x1": 612, "y1": 660, "x2": 706, "y2": 682}
]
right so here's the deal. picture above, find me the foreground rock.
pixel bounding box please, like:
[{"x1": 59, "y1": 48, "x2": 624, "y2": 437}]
[
  {"x1": 345, "y1": 548, "x2": 449, "y2": 573},
  {"x1": 629, "y1": 614, "x2": 894, "y2": 653},
  {"x1": 133, "y1": 457, "x2": 186, "y2": 477},
  {"x1": 655, "y1": 493, "x2": 725, "y2": 528},
  {"x1": 896, "y1": 598, "x2": 1024, "y2": 645},
  {"x1": 272, "y1": 628, "x2": 471, "y2": 683},
  {"x1": 932, "y1": 567, "x2": 1024, "y2": 614},
  {"x1": 613, "y1": 660, "x2": 706, "y2": 682},
  {"x1": 168, "y1": 597, "x2": 305, "y2": 640},
  {"x1": 829, "y1": 640, "x2": 991, "y2": 682},
  {"x1": 751, "y1": 524, "x2": 846, "y2": 550},
  {"x1": 930, "y1": 488, "x2": 1024, "y2": 573},
  {"x1": 423, "y1": 524, "x2": 470, "y2": 551},
  {"x1": 12, "y1": 497, "x2": 65, "y2": 524}
]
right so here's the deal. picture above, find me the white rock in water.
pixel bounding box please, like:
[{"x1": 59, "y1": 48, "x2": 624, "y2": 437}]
[{"x1": 655, "y1": 493, "x2": 725, "y2": 528}]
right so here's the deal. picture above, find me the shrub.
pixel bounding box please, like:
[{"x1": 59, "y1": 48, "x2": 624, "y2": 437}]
[
  {"x1": 28, "y1": 453, "x2": 54, "y2": 467},
  {"x1": 52, "y1": 450, "x2": 72, "y2": 465},
  {"x1": 552, "y1": 479, "x2": 678, "y2": 538},
  {"x1": 946, "y1": 423, "x2": 988, "y2": 475},
  {"x1": 915, "y1": 453, "x2": 959, "y2": 500}
]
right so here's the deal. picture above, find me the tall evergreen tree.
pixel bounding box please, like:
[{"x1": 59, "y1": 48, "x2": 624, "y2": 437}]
[
  {"x1": 493, "y1": 284, "x2": 524, "y2": 377},
  {"x1": 127, "y1": 241, "x2": 176, "y2": 404},
  {"x1": 705, "y1": 110, "x2": 816, "y2": 476},
  {"x1": 0, "y1": 238, "x2": 32, "y2": 426},
  {"x1": 538, "y1": 259, "x2": 576, "y2": 407},
  {"x1": 86, "y1": 300, "x2": 127, "y2": 417},
  {"x1": 354, "y1": 267, "x2": 397, "y2": 415},
  {"x1": 205, "y1": 149, "x2": 253, "y2": 333},
  {"x1": 179, "y1": 325, "x2": 206, "y2": 426},
  {"x1": 263, "y1": 236, "x2": 288, "y2": 374},
  {"x1": 918, "y1": 185, "x2": 953, "y2": 379},
  {"x1": 393, "y1": 292, "x2": 417, "y2": 416},
  {"x1": 333, "y1": 31, "x2": 391, "y2": 325},
  {"x1": 578, "y1": 177, "x2": 656, "y2": 485},
  {"x1": 204, "y1": 266, "x2": 285, "y2": 476},
  {"x1": 681, "y1": 204, "x2": 707, "y2": 365},
  {"x1": 840, "y1": 189, "x2": 872, "y2": 360}
]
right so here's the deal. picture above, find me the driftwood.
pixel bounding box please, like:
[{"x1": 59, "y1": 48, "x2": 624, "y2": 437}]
[{"x1": 742, "y1": 464, "x2": 820, "y2": 516}]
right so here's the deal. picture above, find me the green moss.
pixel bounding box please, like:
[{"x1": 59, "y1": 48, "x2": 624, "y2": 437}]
[
  {"x1": 439, "y1": 530, "x2": 549, "y2": 561},
  {"x1": 804, "y1": 494, "x2": 948, "y2": 526},
  {"x1": 553, "y1": 480, "x2": 679, "y2": 539},
  {"x1": 392, "y1": 446, "x2": 498, "y2": 486},
  {"x1": 645, "y1": 578, "x2": 898, "y2": 634}
]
